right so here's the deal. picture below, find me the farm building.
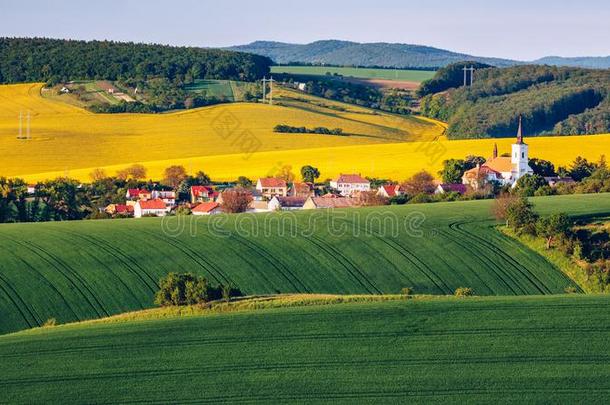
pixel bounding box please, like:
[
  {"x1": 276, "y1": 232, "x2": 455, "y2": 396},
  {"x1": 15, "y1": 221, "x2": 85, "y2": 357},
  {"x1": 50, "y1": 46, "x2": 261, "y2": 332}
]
[
  {"x1": 134, "y1": 199, "x2": 170, "y2": 218},
  {"x1": 192, "y1": 202, "x2": 221, "y2": 216},
  {"x1": 330, "y1": 174, "x2": 370, "y2": 196},
  {"x1": 256, "y1": 178, "x2": 288, "y2": 198},
  {"x1": 248, "y1": 200, "x2": 270, "y2": 213},
  {"x1": 268, "y1": 196, "x2": 307, "y2": 211}
]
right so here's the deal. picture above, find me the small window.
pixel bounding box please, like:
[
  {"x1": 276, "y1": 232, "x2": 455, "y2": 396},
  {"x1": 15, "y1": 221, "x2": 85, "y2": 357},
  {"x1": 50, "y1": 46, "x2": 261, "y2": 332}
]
[{"x1": 522, "y1": 152, "x2": 524, "y2": 158}]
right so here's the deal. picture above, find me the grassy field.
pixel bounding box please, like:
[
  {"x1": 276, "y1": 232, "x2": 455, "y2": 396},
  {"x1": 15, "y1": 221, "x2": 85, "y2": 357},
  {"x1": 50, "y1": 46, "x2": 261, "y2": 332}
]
[
  {"x1": 0, "y1": 83, "x2": 445, "y2": 181},
  {"x1": 271, "y1": 65, "x2": 436, "y2": 82},
  {"x1": 1, "y1": 193, "x2": 609, "y2": 335},
  {"x1": 185, "y1": 79, "x2": 235, "y2": 101},
  {"x1": 2, "y1": 295, "x2": 610, "y2": 403}
]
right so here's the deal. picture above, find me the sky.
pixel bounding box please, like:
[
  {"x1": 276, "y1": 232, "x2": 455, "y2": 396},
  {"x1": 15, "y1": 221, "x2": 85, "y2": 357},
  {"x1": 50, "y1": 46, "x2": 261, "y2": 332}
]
[{"x1": 1, "y1": 0, "x2": 609, "y2": 60}]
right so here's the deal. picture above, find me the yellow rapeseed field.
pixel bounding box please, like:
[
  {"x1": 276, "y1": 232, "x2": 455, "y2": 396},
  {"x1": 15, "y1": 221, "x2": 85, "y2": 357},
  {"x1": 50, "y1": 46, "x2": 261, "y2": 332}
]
[
  {"x1": 0, "y1": 83, "x2": 444, "y2": 179},
  {"x1": 1, "y1": 83, "x2": 609, "y2": 182}
]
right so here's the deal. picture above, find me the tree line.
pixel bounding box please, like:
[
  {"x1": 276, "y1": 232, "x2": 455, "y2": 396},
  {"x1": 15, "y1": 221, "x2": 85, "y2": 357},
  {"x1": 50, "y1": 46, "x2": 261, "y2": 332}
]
[{"x1": 0, "y1": 37, "x2": 272, "y2": 85}]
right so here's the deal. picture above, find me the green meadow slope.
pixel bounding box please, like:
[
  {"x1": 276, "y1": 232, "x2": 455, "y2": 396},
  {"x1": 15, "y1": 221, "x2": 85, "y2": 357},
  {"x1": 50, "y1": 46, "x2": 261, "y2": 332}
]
[
  {"x1": 2, "y1": 295, "x2": 610, "y2": 403},
  {"x1": 1, "y1": 193, "x2": 609, "y2": 335}
]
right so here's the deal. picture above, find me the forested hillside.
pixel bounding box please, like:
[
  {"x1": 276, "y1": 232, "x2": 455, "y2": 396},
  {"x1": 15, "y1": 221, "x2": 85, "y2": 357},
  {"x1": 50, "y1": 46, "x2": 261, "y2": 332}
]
[
  {"x1": 0, "y1": 38, "x2": 272, "y2": 84},
  {"x1": 419, "y1": 64, "x2": 610, "y2": 138},
  {"x1": 229, "y1": 40, "x2": 517, "y2": 68}
]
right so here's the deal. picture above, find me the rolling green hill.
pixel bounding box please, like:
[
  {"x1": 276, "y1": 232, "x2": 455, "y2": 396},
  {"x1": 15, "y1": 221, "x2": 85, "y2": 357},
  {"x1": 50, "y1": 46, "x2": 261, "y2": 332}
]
[
  {"x1": 1, "y1": 193, "x2": 609, "y2": 335},
  {"x1": 419, "y1": 64, "x2": 610, "y2": 138},
  {"x1": 2, "y1": 295, "x2": 610, "y2": 403}
]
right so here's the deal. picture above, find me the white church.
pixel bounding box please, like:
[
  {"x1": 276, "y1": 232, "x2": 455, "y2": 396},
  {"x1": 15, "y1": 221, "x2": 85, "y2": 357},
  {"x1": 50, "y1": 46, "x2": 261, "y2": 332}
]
[{"x1": 462, "y1": 116, "x2": 534, "y2": 189}]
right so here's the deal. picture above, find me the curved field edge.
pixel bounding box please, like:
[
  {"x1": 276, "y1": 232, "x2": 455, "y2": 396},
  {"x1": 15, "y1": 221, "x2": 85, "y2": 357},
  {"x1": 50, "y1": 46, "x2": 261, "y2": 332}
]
[
  {"x1": 2, "y1": 295, "x2": 610, "y2": 403},
  {"x1": 1, "y1": 193, "x2": 609, "y2": 335}
]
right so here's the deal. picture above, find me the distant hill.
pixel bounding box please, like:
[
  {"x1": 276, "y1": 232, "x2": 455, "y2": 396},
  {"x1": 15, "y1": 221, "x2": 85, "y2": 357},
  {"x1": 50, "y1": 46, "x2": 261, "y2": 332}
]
[
  {"x1": 228, "y1": 40, "x2": 518, "y2": 68},
  {"x1": 533, "y1": 56, "x2": 610, "y2": 69},
  {"x1": 228, "y1": 40, "x2": 610, "y2": 69},
  {"x1": 419, "y1": 63, "x2": 610, "y2": 139}
]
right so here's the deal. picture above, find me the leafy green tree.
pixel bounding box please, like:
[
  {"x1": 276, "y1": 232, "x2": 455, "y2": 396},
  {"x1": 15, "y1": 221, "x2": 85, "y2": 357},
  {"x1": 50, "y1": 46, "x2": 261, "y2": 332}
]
[
  {"x1": 536, "y1": 213, "x2": 571, "y2": 249},
  {"x1": 300, "y1": 165, "x2": 321, "y2": 183},
  {"x1": 529, "y1": 158, "x2": 556, "y2": 177},
  {"x1": 235, "y1": 176, "x2": 253, "y2": 188},
  {"x1": 438, "y1": 159, "x2": 466, "y2": 183},
  {"x1": 506, "y1": 196, "x2": 539, "y2": 234},
  {"x1": 569, "y1": 156, "x2": 597, "y2": 181},
  {"x1": 514, "y1": 174, "x2": 548, "y2": 197},
  {"x1": 155, "y1": 273, "x2": 209, "y2": 306}
]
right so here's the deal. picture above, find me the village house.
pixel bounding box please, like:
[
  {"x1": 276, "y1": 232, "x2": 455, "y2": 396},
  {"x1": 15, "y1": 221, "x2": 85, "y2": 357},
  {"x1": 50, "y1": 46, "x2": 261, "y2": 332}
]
[
  {"x1": 462, "y1": 117, "x2": 534, "y2": 190},
  {"x1": 435, "y1": 183, "x2": 468, "y2": 195},
  {"x1": 377, "y1": 184, "x2": 404, "y2": 198},
  {"x1": 105, "y1": 204, "x2": 134, "y2": 216},
  {"x1": 330, "y1": 174, "x2": 371, "y2": 196},
  {"x1": 256, "y1": 178, "x2": 288, "y2": 198},
  {"x1": 152, "y1": 190, "x2": 176, "y2": 207},
  {"x1": 190, "y1": 185, "x2": 217, "y2": 204},
  {"x1": 303, "y1": 194, "x2": 359, "y2": 209},
  {"x1": 126, "y1": 189, "x2": 152, "y2": 201},
  {"x1": 133, "y1": 199, "x2": 170, "y2": 218},
  {"x1": 191, "y1": 202, "x2": 221, "y2": 216},
  {"x1": 289, "y1": 182, "x2": 315, "y2": 198},
  {"x1": 268, "y1": 196, "x2": 307, "y2": 211}
]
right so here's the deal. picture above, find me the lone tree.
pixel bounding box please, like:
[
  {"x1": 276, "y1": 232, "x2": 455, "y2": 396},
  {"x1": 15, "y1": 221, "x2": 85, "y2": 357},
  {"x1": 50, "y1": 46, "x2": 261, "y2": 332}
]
[
  {"x1": 163, "y1": 165, "x2": 188, "y2": 189},
  {"x1": 537, "y1": 213, "x2": 571, "y2": 249},
  {"x1": 492, "y1": 192, "x2": 519, "y2": 226},
  {"x1": 154, "y1": 273, "x2": 209, "y2": 306},
  {"x1": 300, "y1": 165, "x2": 320, "y2": 183},
  {"x1": 221, "y1": 188, "x2": 253, "y2": 213},
  {"x1": 401, "y1": 170, "x2": 436, "y2": 195}
]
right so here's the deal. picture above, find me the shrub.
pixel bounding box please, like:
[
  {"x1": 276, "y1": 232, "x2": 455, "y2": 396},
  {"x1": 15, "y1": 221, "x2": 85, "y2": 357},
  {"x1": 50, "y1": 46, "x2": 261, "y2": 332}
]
[
  {"x1": 42, "y1": 318, "x2": 57, "y2": 327},
  {"x1": 155, "y1": 273, "x2": 209, "y2": 306},
  {"x1": 400, "y1": 287, "x2": 413, "y2": 296},
  {"x1": 454, "y1": 287, "x2": 474, "y2": 297},
  {"x1": 564, "y1": 286, "x2": 579, "y2": 294}
]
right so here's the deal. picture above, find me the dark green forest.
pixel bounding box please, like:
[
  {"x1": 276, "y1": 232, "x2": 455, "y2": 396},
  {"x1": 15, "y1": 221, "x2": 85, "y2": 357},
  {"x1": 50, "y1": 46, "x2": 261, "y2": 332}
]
[
  {"x1": 419, "y1": 64, "x2": 610, "y2": 138},
  {"x1": 0, "y1": 37, "x2": 272, "y2": 84}
]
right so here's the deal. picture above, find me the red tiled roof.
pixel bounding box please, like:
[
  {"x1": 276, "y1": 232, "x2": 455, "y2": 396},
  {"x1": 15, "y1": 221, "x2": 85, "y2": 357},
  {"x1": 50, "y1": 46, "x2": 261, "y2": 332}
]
[
  {"x1": 381, "y1": 184, "x2": 399, "y2": 197},
  {"x1": 115, "y1": 204, "x2": 134, "y2": 213},
  {"x1": 127, "y1": 188, "x2": 141, "y2": 198},
  {"x1": 138, "y1": 199, "x2": 167, "y2": 210},
  {"x1": 191, "y1": 185, "x2": 213, "y2": 197},
  {"x1": 192, "y1": 202, "x2": 220, "y2": 213},
  {"x1": 258, "y1": 178, "x2": 287, "y2": 188},
  {"x1": 334, "y1": 174, "x2": 369, "y2": 184},
  {"x1": 463, "y1": 165, "x2": 502, "y2": 179}
]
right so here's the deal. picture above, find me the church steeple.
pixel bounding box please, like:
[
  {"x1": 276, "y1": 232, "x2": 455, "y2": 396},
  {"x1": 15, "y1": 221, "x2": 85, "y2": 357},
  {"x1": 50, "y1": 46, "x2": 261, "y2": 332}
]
[{"x1": 516, "y1": 115, "x2": 524, "y2": 144}]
